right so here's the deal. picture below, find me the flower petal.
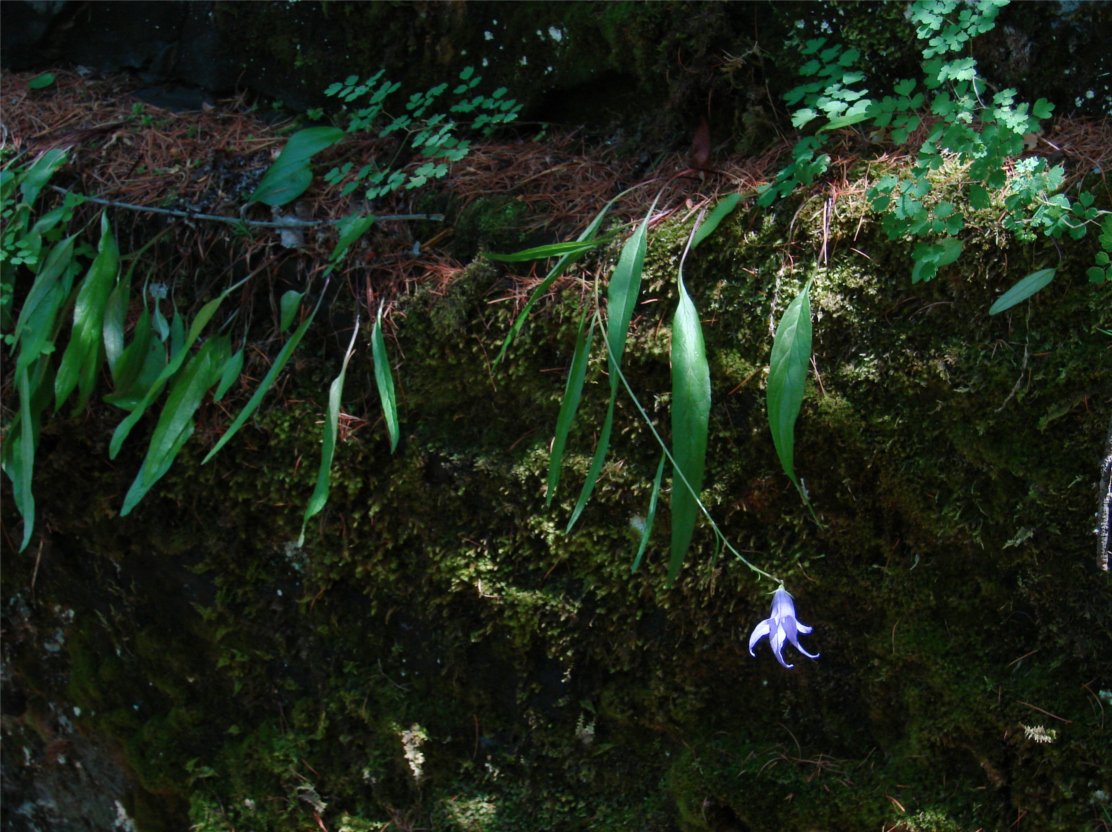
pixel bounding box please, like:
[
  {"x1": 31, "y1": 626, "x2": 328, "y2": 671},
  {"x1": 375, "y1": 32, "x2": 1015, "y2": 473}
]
[{"x1": 748, "y1": 620, "x2": 771, "y2": 655}]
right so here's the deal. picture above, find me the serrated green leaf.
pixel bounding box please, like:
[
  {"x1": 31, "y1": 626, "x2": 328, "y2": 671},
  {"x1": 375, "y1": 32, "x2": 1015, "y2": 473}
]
[
  {"x1": 546, "y1": 311, "x2": 594, "y2": 505},
  {"x1": 988, "y1": 268, "x2": 1056, "y2": 314},
  {"x1": 372, "y1": 303, "x2": 399, "y2": 452}
]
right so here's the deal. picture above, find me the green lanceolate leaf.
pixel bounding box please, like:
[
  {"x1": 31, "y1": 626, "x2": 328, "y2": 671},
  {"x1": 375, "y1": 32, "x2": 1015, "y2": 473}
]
[
  {"x1": 485, "y1": 239, "x2": 609, "y2": 263},
  {"x1": 249, "y1": 126, "x2": 345, "y2": 207},
  {"x1": 669, "y1": 269, "x2": 711, "y2": 583},
  {"x1": 565, "y1": 397, "x2": 616, "y2": 534},
  {"x1": 691, "y1": 193, "x2": 741, "y2": 250},
  {"x1": 767, "y1": 280, "x2": 815, "y2": 513},
  {"x1": 13, "y1": 234, "x2": 78, "y2": 372},
  {"x1": 566, "y1": 199, "x2": 657, "y2": 533},
  {"x1": 54, "y1": 213, "x2": 119, "y2": 414},
  {"x1": 280, "y1": 290, "x2": 304, "y2": 331},
  {"x1": 494, "y1": 196, "x2": 618, "y2": 364},
  {"x1": 120, "y1": 337, "x2": 228, "y2": 515},
  {"x1": 113, "y1": 276, "x2": 249, "y2": 459},
  {"x1": 372, "y1": 303, "x2": 400, "y2": 452},
  {"x1": 102, "y1": 269, "x2": 131, "y2": 375},
  {"x1": 212, "y1": 348, "x2": 244, "y2": 402},
  {"x1": 632, "y1": 453, "x2": 666, "y2": 574},
  {"x1": 604, "y1": 199, "x2": 655, "y2": 386},
  {"x1": 331, "y1": 214, "x2": 376, "y2": 264},
  {"x1": 19, "y1": 148, "x2": 68, "y2": 207},
  {"x1": 201, "y1": 292, "x2": 322, "y2": 464},
  {"x1": 300, "y1": 318, "x2": 360, "y2": 544},
  {"x1": 988, "y1": 268, "x2": 1056, "y2": 314},
  {"x1": 546, "y1": 310, "x2": 594, "y2": 505}
]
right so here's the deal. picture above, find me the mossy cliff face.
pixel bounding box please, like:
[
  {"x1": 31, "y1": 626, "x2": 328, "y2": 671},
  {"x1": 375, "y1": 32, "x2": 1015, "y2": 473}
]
[{"x1": 2, "y1": 179, "x2": 1110, "y2": 832}]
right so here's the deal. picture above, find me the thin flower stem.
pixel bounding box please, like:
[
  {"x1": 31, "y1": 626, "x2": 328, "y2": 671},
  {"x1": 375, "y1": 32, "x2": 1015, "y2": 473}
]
[{"x1": 589, "y1": 304, "x2": 779, "y2": 584}]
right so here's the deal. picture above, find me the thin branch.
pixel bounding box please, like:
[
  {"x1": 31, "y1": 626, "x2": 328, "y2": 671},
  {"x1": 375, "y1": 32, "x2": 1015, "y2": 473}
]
[{"x1": 48, "y1": 186, "x2": 443, "y2": 226}]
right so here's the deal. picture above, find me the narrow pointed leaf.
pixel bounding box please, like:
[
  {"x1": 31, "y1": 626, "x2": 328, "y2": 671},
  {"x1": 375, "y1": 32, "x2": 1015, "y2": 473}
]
[
  {"x1": 767, "y1": 281, "x2": 812, "y2": 498},
  {"x1": 201, "y1": 296, "x2": 322, "y2": 464},
  {"x1": 280, "y1": 290, "x2": 304, "y2": 331},
  {"x1": 102, "y1": 272, "x2": 131, "y2": 374},
  {"x1": 566, "y1": 397, "x2": 615, "y2": 534},
  {"x1": 566, "y1": 199, "x2": 658, "y2": 533},
  {"x1": 485, "y1": 239, "x2": 608, "y2": 262},
  {"x1": 212, "y1": 348, "x2": 244, "y2": 402},
  {"x1": 988, "y1": 268, "x2": 1056, "y2": 315},
  {"x1": 300, "y1": 319, "x2": 360, "y2": 543},
  {"x1": 55, "y1": 213, "x2": 119, "y2": 413},
  {"x1": 669, "y1": 271, "x2": 711, "y2": 583},
  {"x1": 495, "y1": 196, "x2": 618, "y2": 364},
  {"x1": 372, "y1": 303, "x2": 399, "y2": 452},
  {"x1": 120, "y1": 338, "x2": 228, "y2": 515},
  {"x1": 632, "y1": 453, "x2": 666, "y2": 573},
  {"x1": 120, "y1": 422, "x2": 195, "y2": 516},
  {"x1": 691, "y1": 193, "x2": 741, "y2": 250},
  {"x1": 112, "y1": 278, "x2": 247, "y2": 458},
  {"x1": 13, "y1": 235, "x2": 77, "y2": 373},
  {"x1": 546, "y1": 311, "x2": 594, "y2": 504}
]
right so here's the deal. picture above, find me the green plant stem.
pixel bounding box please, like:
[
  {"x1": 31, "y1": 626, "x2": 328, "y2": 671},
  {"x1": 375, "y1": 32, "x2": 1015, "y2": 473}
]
[{"x1": 47, "y1": 186, "x2": 443, "y2": 226}]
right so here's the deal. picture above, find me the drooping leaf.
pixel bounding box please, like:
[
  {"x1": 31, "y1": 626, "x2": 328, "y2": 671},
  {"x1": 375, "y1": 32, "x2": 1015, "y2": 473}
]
[
  {"x1": 566, "y1": 198, "x2": 657, "y2": 533},
  {"x1": 54, "y1": 213, "x2": 119, "y2": 414},
  {"x1": 988, "y1": 268, "x2": 1056, "y2": 315},
  {"x1": 330, "y1": 214, "x2": 376, "y2": 264},
  {"x1": 372, "y1": 303, "x2": 400, "y2": 452},
  {"x1": 485, "y1": 239, "x2": 608, "y2": 263},
  {"x1": 300, "y1": 318, "x2": 360, "y2": 544},
  {"x1": 201, "y1": 293, "x2": 322, "y2": 464},
  {"x1": 691, "y1": 193, "x2": 741, "y2": 250},
  {"x1": 19, "y1": 148, "x2": 68, "y2": 207},
  {"x1": 120, "y1": 337, "x2": 228, "y2": 515},
  {"x1": 565, "y1": 397, "x2": 616, "y2": 534},
  {"x1": 212, "y1": 348, "x2": 244, "y2": 402},
  {"x1": 102, "y1": 270, "x2": 131, "y2": 374},
  {"x1": 248, "y1": 127, "x2": 345, "y2": 206},
  {"x1": 12, "y1": 235, "x2": 77, "y2": 372},
  {"x1": 113, "y1": 277, "x2": 249, "y2": 459},
  {"x1": 669, "y1": 268, "x2": 711, "y2": 583},
  {"x1": 767, "y1": 281, "x2": 813, "y2": 504},
  {"x1": 546, "y1": 310, "x2": 594, "y2": 505},
  {"x1": 120, "y1": 423, "x2": 195, "y2": 517},
  {"x1": 632, "y1": 453, "x2": 666, "y2": 574},
  {"x1": 280, "y1": 290, "x2": 303, "y2": 331},
  {"x1": 494, "y1": 196, "x2": 619, "y2": 364}
]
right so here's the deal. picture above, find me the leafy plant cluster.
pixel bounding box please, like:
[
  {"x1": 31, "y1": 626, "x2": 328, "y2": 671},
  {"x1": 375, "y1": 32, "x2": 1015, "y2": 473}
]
[
  {"x1": 250, "y1": 65, "x2": 521, "y2": 210},
  {"x1": 492, "y1": 0, "x2": 1108, "y2": 592},
  {"x1": 762, "y1": 0, "x2": 1108, "y2": 297},
  {"x1": 0, "y1": 64, "x2": 520, "y2": 553}
]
